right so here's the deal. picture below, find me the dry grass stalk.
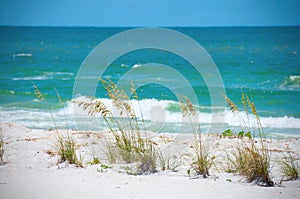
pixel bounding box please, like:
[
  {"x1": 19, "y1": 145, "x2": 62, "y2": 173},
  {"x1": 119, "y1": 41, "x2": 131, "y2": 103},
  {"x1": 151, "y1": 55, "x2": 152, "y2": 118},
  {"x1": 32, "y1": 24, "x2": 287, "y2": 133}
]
[
  {"x1": 32, "y1": 82, "x2": 45, "y2": 101},
  {"x1": 157, "y1": 149, "x2": 179, "y2": 172},
  {"x1": 280, "y1": 154, "x2": 299, "y2": 181},
  {"x1": 73, "y1": 79, "x2": 157, "y2": 174},
  {"x1": 224, "y1": 94, "x2": 273, "y2": 186},
  {"x1": 56, "y1": 133, "x2": 83, "y2": 167},
  {"x1": 0, "y1": 127, "x2": 4, "y2": 164},
  {"x1": 191, "y1": 133, "x2": 215, "y2": 178},
  {"x1": 179, "y1": 96, "x2": 214, "y2": 178}
]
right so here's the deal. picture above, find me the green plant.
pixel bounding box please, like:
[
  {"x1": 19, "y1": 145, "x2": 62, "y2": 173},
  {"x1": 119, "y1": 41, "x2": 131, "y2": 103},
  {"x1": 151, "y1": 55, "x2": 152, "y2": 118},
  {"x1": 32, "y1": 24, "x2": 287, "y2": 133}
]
[
  {"x1": 56, "y1": 133, "x2": 83, "y2": 167},
  {"x1": 0, "y1": 127, "x2": 4, "y2": 164},
  {"x1": 280, "y1": 154, "x2": 299, "y2": 181},
  {"x1": 97, "y1": 163, "x2": 112, "y2": 173},
  {"x1": 244, "y1": 131, "x2": 252, "y2": 139},
  {"x1": 224, "y1": 94, "x2": 273, "y2": 186},
  {"x1": 73, "y1": 79, "x2": 157, "y2": 174},
  {"x1": 222, "y1": 129, "x2": 252, "y2": 139},
  {"x1": 222, "y1": 129, "x2": 233, "y2": 137},
  {"x1": 179, "y1": 96, "x2": 214, "y2": 178},
  {"x1": 89, "y1": 157, "x2": 101, "y2": 165}
]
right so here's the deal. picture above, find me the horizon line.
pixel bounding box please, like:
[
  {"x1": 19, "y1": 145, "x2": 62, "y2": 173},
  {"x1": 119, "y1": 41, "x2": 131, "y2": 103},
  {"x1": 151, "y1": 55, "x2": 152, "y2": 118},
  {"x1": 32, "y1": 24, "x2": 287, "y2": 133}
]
[{"x1": 1, "y1": 24, "x2": 300, "y2": 28}]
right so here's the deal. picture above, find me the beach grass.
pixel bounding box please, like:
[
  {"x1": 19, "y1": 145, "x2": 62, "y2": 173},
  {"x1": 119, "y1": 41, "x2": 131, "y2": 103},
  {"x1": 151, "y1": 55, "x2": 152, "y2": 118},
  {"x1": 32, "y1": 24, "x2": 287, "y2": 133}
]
[
  {"x1": 73, "y1": 79, "x2": 158, "y2": 174},
  {"x1": 190, "y1": 133, "x2": 215, "y2": 178},
  {"x1": 157, "y1": 149, "x2": 179, "y2": 172},
  {"x1": 224, "y1": 94, "x2": 273, "y2": 186},
  {"x1": 56, "y1": 133, "x2": 83, "y2": 167},
  {"x1": 280, "y1": 154, "x2": 299, "y2": 181},
  {"x1": 179, "y1": 96, "x2": 214, "y2": 178},
  {"x1": 33, "y1": 83, "x2": 83, "y2": 167},
  {"x1": 0, "y1": 127, "x2": 4, "y2": 164},
  {"x1": 32, "y1": 79, "x2": 299, "y2": 185}
]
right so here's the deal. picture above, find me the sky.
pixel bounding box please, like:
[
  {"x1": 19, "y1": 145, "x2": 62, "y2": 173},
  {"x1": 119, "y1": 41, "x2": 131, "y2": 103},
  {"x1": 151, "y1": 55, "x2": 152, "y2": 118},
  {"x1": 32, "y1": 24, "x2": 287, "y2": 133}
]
[{"x1": 0, "y1": 0, "x2": 299, "y2": 27}]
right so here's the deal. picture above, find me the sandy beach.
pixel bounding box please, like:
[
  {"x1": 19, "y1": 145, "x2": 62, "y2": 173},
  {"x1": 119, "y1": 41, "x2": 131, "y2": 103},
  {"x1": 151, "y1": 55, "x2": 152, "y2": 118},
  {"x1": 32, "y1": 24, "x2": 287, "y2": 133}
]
[
  {"x1": 0, "y1": 122, "x2": 299, "y2": 199},
  {"x1": 1, "y1": 1, "x2": 300, "y2": 198}
]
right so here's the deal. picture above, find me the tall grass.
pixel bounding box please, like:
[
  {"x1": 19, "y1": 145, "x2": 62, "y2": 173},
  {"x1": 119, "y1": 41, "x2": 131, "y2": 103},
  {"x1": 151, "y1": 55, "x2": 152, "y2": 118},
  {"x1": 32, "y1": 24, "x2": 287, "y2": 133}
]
[
  {"x1": 33, "y1": 82, "x2": 82, "y2": 167},
  {"x1": 73, "y1": 79, "x2": 157, "y2": 174},
  {"x1": 0, "y1": 127, "x2": 4, "y2": 164},
  {"x1": 224, "y1": 94, "x2": 273, "y2": 186},
  {"x1": 179, "y1": 96, "x2": 214, "y2": 178},
  {"x1": 56, "y1": 133, "x2": 83, "y2": 167},
  {"x1": 280, "y1": 154, "x2": 299, "y2": 181},
  {"x1": 157, "y1": 149, "x2": 179, "y2": 172}
]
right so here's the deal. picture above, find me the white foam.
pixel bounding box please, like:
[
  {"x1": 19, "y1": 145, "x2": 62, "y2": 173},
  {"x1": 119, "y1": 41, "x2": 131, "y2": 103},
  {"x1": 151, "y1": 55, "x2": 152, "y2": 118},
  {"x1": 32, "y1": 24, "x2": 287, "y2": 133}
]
[
  {"x1": 12, "y1": 75, "x2": 51, "y2": 81},
  {"x1": 13, "y1": 53, "x2": 32, "y2": 58},
  {"x1": 12, "y1": 71, "x2": 74, "y2": 81},
  {"x1": 132, "y1": 64, "x2": 142, "y2": 68},
  {"x1": 44, "y1": 72, "x2": 74, "y2": 76},
  {"x1": 69, "y1": 97, "x2": 300, "y2": 129},
  {"x1": 290, "y1": 75, "x2": 300, "y2": 81},
  {"x1": 279, "y1": 75, "x2": 300, "y2": 90},
  {"x1": 1, "y1": 97, "x2": 300, "y2": 132}
]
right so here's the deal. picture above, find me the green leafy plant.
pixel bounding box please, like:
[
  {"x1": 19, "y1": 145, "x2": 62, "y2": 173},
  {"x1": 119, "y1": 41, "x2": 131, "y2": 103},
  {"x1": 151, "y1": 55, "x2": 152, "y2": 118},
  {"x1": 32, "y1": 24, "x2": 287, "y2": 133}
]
[
  {"x1": 97, "y1": 163, "x2": 113, "y2": 173},
  {"x1": 89, "y1": 157, "x2": 101, "y2": 165},
  {"x1": 224, "y1": 94, "x2": 273, "y2": 186},
  {"x1": 222, "y1": 129, "x2": 252, "y2": 139},
  {"x1": 222, "y1": 129, "x2": 233, "y2": 137}
]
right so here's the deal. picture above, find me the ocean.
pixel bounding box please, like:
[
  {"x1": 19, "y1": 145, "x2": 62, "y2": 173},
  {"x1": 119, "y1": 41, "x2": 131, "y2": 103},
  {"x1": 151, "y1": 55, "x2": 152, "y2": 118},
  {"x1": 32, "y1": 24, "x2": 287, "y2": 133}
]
[{"x1": 0, "y1": 26, "x2": 299, "y2": 138}]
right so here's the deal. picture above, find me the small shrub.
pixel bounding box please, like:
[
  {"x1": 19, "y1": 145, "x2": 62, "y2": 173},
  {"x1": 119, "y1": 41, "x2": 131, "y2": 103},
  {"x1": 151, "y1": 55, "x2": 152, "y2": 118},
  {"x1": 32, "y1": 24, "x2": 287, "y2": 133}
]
[
  {"x1": 97, "y1": 163, "x2": 113, "y2": 173},
  {"x1": 222, "y1": 129, "x2": 233, "y2": 137},
  {"x1": 245, "y1": 131, "x2": 252, "y2": 139},
  {"x1": 280, "y1": 154, "x2": 299, "y2": 181},
  {"x1": 228, "y1": 142, "x2": 273, "y2": 186},
  {"x1": 89, "y1": 157, "x2": 101, "y2": 165},
  {"x1": 222, "y1": 129, "x2": 252, "y2": 139}
]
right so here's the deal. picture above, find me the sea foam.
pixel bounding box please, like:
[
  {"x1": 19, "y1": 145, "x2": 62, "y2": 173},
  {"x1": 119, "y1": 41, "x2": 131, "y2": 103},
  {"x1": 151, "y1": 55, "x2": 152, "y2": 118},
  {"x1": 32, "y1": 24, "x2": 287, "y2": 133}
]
[{"x1": 1, "y1": 97, "x2": 300, "y2": 134}]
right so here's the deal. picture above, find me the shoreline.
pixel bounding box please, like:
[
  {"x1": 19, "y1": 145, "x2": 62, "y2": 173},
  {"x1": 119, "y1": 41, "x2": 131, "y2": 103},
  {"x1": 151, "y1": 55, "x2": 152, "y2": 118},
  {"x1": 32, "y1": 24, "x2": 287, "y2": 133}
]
[{"x1": 0, "y1": 122, "x2": 299, "y2": 199}]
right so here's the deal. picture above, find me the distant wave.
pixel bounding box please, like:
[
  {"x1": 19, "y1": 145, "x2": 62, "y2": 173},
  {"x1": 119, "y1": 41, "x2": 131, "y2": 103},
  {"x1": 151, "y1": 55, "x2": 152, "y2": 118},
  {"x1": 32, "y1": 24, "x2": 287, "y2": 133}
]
[
  {"x1": 279, "y1": 75, "x2": 300, "y2": 90},
  {"x1": 68, "y1": 97, "x2": 300, "y2": 129},
  {"x1": 132, "y1": 64, "x2": 142, "y2": 68},
  {"x1": 11, "y1": 71, "x2": 74, "y2": 81},
  {"x1": 44, "y1": 72, "x2": 74, "y2": 76},
  {"x1": 1, "y1": 97, "x2": 300, "y2": 136},
  {"x1": 12, "y1": 75, "x2": 51, "y2": 81},
  {"x1": 13, "y1": 53, "x2": 32, "y2": 58}
]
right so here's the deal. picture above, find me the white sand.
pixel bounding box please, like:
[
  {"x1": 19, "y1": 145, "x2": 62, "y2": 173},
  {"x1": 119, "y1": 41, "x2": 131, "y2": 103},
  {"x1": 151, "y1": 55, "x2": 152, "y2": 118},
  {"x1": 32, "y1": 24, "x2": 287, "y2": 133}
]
[{"x1": 0, "y1": 122, "x2": 300, "y2": 199}]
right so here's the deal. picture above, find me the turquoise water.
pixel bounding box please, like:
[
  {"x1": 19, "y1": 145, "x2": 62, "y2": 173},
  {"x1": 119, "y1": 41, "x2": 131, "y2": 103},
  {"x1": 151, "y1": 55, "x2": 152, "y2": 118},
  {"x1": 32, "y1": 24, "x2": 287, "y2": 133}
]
[{"x1": 0, "y1": 27, "x2": 299, "y2": 137}]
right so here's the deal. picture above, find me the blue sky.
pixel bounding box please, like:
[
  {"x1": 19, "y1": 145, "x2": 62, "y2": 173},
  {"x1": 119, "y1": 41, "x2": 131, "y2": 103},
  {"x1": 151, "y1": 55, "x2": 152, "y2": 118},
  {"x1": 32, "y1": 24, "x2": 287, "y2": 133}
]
[{"x1": 0, "y1": 0, "x2": 299, "y2": 26}]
